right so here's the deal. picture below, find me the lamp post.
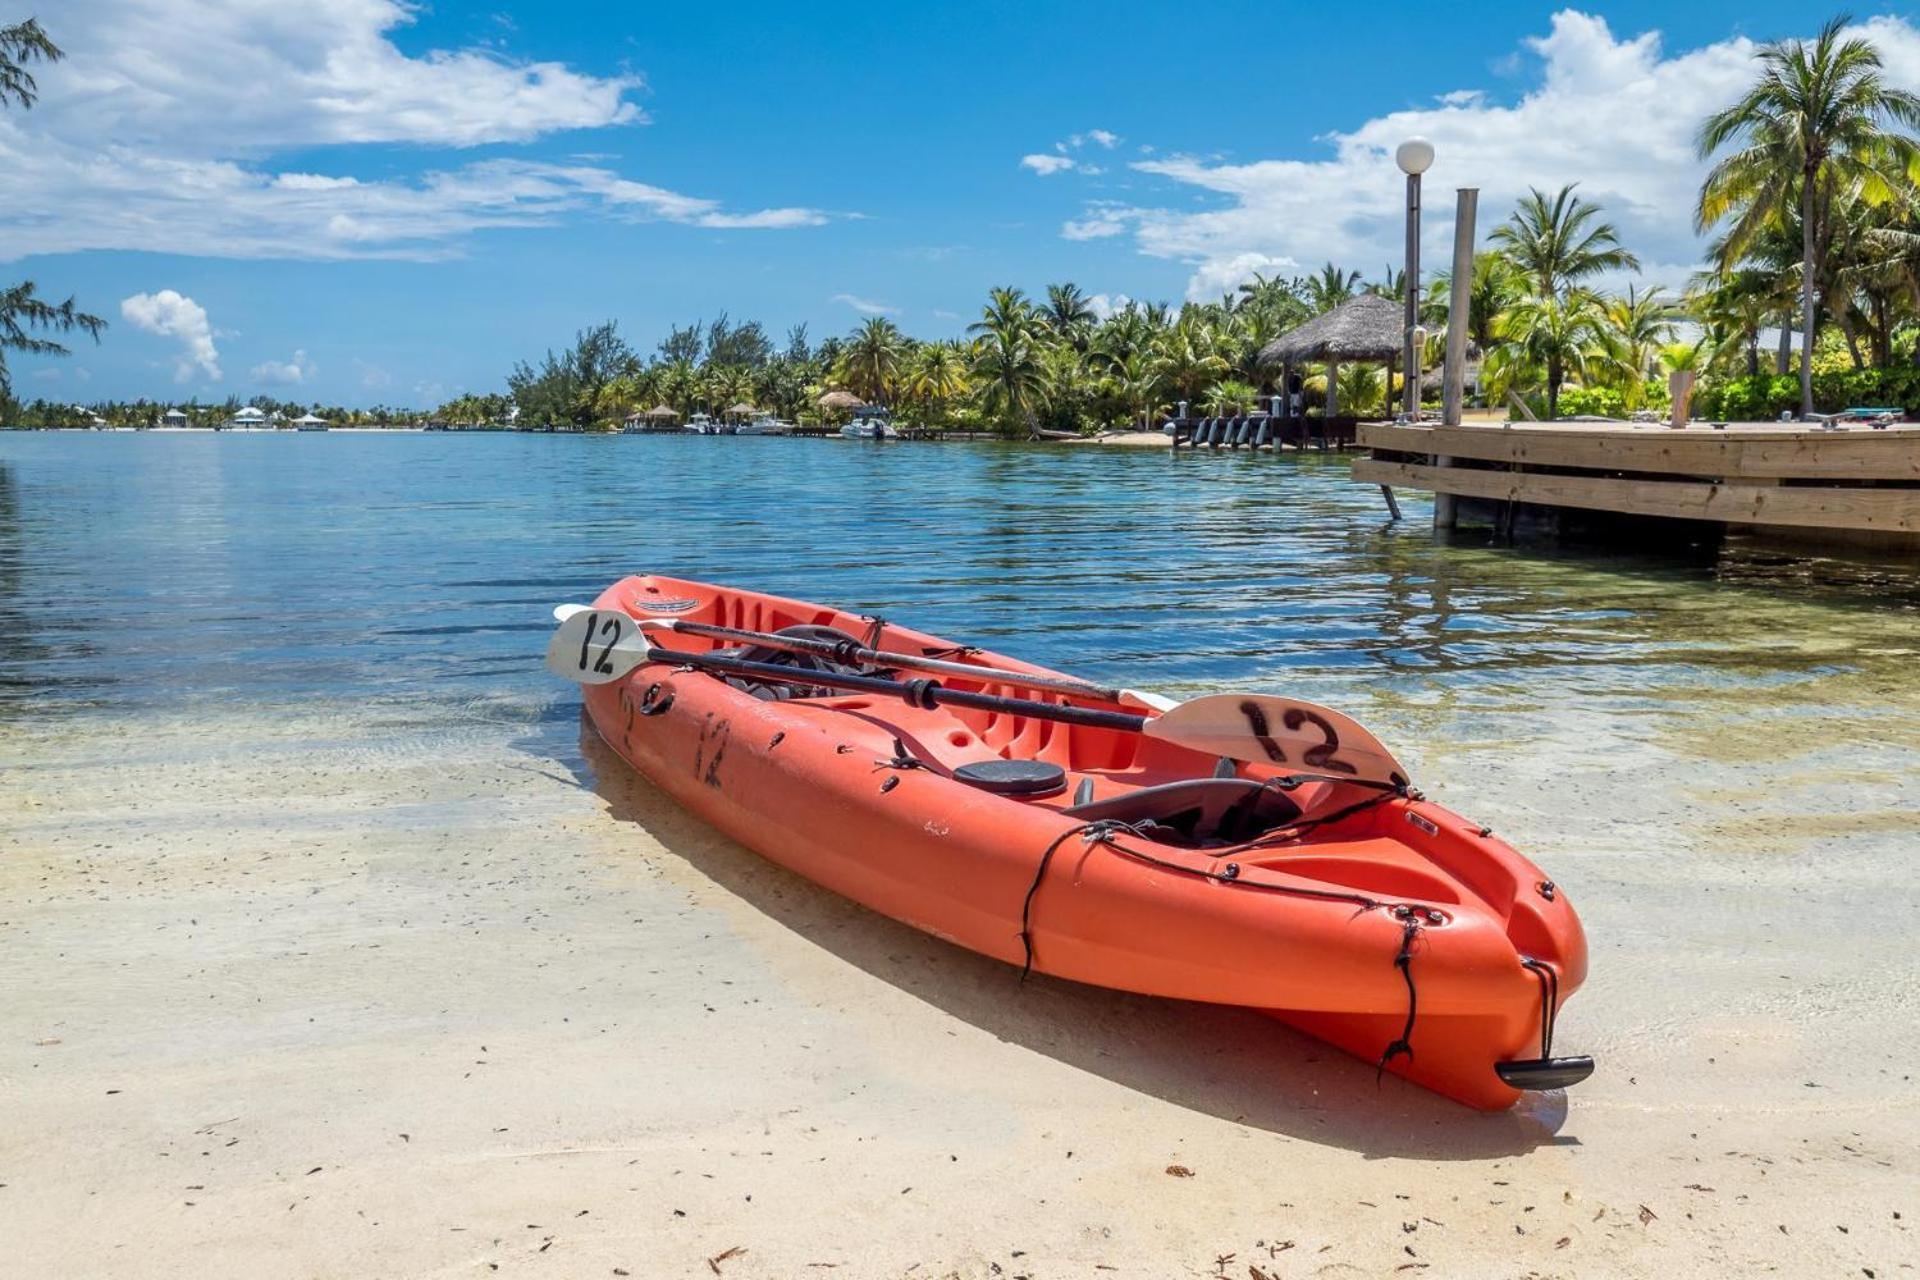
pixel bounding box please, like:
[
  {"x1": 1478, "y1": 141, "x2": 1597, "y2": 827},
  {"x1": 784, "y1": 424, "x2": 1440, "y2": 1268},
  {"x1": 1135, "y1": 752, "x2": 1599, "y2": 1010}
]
[{"x1": 1395, "y1": 137, "x2": 1434, "y2": 418}]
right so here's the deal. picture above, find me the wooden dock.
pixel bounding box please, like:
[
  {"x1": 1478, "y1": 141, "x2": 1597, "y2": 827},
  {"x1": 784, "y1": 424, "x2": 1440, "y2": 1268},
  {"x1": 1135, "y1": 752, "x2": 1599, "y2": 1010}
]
[{"x1": 1354, "y1": 420, "x2": 1920, "y2": 550}]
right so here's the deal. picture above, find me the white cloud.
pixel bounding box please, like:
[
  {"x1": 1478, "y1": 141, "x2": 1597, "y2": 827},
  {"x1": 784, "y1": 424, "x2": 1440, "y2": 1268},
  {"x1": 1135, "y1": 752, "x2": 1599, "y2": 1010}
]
[
  {"x1": 1085, "y1": 293, "x2": 1131, "y2": 321},
  {"x1": 1062, "y1": 12, "x2": 1920, "y2": 300},
  {"x1": 119, "y1": 290, "x2": 221, "y2": 381},
  {"x1": 1021, "y1": 153, "x2": 1077, "y2": 177},
  {"x1": 1061, "y1": 202, "x2": 1135, "y2": 240},
  {"x1": 250, "y1": 349, "x2": 314, "y2": 385},
  {"x1": 1021, "y1": 129, "x2": 1122, "y2": 176},
  {"x1": 354, "y1": 359, "x2": 393, "y2": 390},
  {"x1": 0, "y1": 0, "x2": 830, "y2": 261},
  {"x1": 832, "y1": 293, "x2": 899, "y2": 317}
]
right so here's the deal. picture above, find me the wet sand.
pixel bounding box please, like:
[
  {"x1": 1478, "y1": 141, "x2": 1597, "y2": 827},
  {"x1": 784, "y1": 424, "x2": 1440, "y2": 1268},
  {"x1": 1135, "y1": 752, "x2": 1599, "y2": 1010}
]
[{"x1": 5, "y1": 680, "x2": 1914, "y2": 1279}]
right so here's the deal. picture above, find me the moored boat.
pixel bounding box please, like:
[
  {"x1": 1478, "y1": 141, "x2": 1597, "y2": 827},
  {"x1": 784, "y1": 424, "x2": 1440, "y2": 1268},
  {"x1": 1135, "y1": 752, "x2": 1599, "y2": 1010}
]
[
  {"x1": 734, "y1": 412, "x2": 795, "y2": 436},
  {"x1": 838, "y1": 407, "x2": 900, "y2": 439},
  {"x1": 553, "y1": 574, "x2": 1591, "y2": 1109}
]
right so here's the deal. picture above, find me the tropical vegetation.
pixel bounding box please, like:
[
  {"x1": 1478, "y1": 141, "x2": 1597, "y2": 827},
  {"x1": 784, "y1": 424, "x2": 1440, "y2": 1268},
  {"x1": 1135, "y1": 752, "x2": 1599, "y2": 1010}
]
[{"x1": 11, "y1": 13, "x2": 1920, "y2": 434}]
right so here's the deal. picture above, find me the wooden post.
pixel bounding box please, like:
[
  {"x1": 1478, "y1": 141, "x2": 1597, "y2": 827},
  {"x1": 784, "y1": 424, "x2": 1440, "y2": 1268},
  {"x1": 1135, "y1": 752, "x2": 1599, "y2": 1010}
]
[
  {"x1": 1442, "y1": 188, "x2": 1477, "y2": 427},
  {"x1": 1326, "y1": 359, "x2": 1340, "y2": 418},
  {"x1": 1380, "y1": 485, "x2": 1402, "y2": 520},
  {"x1": 1669, "y1": 370, "x2": 1695, "y2": 428},
  {"x1": 1432, "y1": 455, "x2": 1457, "y2": 530}
]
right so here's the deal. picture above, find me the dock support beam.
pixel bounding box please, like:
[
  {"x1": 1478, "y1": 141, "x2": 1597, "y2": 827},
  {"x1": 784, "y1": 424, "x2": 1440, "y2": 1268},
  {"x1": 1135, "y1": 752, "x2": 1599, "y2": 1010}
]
[
  {"x1": 1380, "y1": 485, "x2": 1402, "y2": 521},
  {"x1": 1431, "y1": 456, "x2": 1457, "y2": 530}
]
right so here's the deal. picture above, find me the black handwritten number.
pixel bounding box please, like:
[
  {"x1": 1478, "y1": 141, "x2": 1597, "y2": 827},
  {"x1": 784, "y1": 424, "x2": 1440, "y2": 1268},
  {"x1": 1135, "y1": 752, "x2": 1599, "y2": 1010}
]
[
  {"x1": 575, "y1": 612, "x2": 621, "y2": 674},
  {"x1": 1238, "y1": 699, "x2": 1288, "y2": 763},
  {"x1": 1283, "y1": 707, "x2": 1358, "y2": 775},
  {"x1": 577, "y1": 612, "x2": 598, "y2": 671},
  {"x1": 593, "y1": 616, "x2": 620, "y2": 674}
]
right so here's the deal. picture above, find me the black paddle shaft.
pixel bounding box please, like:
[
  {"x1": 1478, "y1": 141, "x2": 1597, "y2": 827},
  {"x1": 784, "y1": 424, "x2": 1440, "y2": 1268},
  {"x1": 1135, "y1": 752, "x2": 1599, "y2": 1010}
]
[
  {"x1": 661, "y1": 618, "x2": 1126, "y2": 703},
  {"x1": 644, "y1": 646, "x2": 1148, "y2": 732}
]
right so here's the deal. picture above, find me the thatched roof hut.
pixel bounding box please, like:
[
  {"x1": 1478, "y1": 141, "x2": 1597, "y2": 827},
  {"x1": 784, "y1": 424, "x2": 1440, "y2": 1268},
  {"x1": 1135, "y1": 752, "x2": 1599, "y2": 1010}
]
[
  {"x1": 1258, "y1": 293, "x2": 1405, "y2": 366},
  {"x1": 817, "y1": 389, "x2": 866, "y2": 410},
  {"x1": 726, "y1": 401, "x2": 757, "y2": 416},
  {"x1": 641, "y1": 404, "x2": 677, "y2": 419}
]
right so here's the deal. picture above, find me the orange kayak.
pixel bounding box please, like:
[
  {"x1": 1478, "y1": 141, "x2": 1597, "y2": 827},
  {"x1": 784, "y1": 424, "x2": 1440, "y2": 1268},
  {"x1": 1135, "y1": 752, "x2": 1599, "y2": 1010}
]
[{"x1": 576, "y1": 573, "x2": 1589, "y2": 1109}]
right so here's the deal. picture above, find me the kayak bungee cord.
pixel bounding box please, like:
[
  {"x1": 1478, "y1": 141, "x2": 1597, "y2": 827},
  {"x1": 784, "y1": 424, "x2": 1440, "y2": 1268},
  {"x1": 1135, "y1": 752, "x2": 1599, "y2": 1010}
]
[
  {"x1": 1015, "y1": 808, "x2": 1441, "y2": 1076},
  {"x1": 1519, "y1": 956, "x2": 1564, "y2": 1060}
]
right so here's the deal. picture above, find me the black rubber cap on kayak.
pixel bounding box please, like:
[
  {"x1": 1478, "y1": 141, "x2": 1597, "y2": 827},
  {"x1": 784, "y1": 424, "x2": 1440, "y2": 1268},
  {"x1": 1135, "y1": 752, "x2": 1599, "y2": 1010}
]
[{"x1": 953, "y1": 759, "x2": 1067, "y2": 798}]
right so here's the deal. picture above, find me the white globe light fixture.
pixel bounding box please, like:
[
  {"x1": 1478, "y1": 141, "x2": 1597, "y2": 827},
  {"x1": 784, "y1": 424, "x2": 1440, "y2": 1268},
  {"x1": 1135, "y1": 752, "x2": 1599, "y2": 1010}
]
[{"x1": 1395, "y1": 137, "x2": 1435, "y2": 176}]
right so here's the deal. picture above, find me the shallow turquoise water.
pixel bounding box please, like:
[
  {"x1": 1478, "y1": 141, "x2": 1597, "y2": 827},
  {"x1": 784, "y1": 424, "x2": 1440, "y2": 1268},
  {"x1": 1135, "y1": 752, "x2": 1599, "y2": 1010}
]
[{"x1": 2, "y1": 432, "x2": 1917, "y2": 735}]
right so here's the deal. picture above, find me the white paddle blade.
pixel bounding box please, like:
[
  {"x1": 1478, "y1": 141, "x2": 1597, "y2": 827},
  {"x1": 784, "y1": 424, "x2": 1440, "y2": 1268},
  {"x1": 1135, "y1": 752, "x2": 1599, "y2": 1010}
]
[
  {"x1": 545, "y1": 608, "x2": 652, "y2": 685},
  {"x1": 1118, "y1": 688, "x2": 1178, "y2": 713},
  {"x1": 552, "y1": 602, "x2": 590, "y2": 621},
  {"x1": 1146, "y1": 693, "x2": 1409, "y2": 788}
]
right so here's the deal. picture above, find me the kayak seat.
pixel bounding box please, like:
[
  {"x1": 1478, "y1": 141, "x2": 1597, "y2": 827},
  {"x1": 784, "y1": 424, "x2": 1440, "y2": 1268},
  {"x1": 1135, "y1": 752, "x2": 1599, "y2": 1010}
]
[
  {"x1": 1064, "y1": 779, "x2": 1302, "y2": 846},
  {"x1": 712, "y1": 626, "x2": 884, "y2": 701}
]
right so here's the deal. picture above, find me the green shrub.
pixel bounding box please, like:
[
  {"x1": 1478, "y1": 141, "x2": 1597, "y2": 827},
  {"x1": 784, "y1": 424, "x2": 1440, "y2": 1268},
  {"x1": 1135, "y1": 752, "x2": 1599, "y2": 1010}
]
[
  {"x1": 1554, "y1": 385, "x2": 1628, "y2": 418},
  {"x1": 1694, "y1": 367, "x2": 1920, "y2": 420}
]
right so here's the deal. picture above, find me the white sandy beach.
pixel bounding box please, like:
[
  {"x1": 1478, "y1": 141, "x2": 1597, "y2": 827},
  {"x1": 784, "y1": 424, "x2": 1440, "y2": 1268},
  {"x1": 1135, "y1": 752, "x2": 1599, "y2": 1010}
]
[{"x1": 4, "y1": 675, "x2": 1914, "y2": 1280}]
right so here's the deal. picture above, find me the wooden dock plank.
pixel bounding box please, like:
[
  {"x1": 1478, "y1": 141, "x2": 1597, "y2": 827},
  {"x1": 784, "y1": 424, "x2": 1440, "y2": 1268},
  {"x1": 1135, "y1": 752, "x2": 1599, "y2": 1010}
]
[
  {"x1": 1352, "y1": 459, "x2": 1920, "y2": 533},
  {"x1": 1358, "y1": 422, "x2": 1920, "y2": 482}
]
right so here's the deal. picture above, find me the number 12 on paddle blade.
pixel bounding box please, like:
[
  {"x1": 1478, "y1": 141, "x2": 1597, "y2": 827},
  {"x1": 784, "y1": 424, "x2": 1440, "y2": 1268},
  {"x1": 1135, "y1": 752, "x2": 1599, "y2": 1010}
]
[
  {"x1": 545, "y1": 608, "x2": 645, "y2": 685},
  {"x1": 1147, "y1": 693, "x2": 1410, "y2": 789}
]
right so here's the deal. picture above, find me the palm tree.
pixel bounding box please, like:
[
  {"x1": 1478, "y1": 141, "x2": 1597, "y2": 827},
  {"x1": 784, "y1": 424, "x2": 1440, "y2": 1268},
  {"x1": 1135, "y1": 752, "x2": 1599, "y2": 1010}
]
[
  {"x1": 1365, "y1": 266, "x2": 1405, "y2": 300},
  {"x1": 903, "y1": 341, "x2": 971, "y2": 424},
  {"x1": 1428, "y1": 251, "x2": 1524, "y2": 351},
  {"x1": 1495, "y1": 290, "x2": 1610, "y2": 419},
  {"x1": 834, "y1": 316, "x2": 908, "y2": 404},
  {"x1": 1697, "y1": 14, "x2": 1920, "y2": 416},
  {"x1": 1042, "y1": 283, "x2": 1097, "y2": 346},
  {"x1": 1301, "y1": 263, "x2": 1362, "y2": 315},
  {"x1": 658, "y1": 359, "x2": 700, "y2": 415},
  {"x1": 1491, "y1": 184, "x2": 1641, "y2": 299},
  {"x1": 1151, "y1": 318, "x2": 1230, "y2": 405},
  {"x1": 971, "y1": 287, "x2": 1038, "y2": 340},
  {"x1": 1096, "y1": 348, "x2": 1166, "y2": 429},
  {"x1": 1202, "y1": 379, "x2": 1259, "y2": 416},
  {"x1": 969, "y1": 324, "x2": 1045, "y2": 436},
  {"x1": 1602, "y1": 285, "x2": 1680, "y2": 408}
]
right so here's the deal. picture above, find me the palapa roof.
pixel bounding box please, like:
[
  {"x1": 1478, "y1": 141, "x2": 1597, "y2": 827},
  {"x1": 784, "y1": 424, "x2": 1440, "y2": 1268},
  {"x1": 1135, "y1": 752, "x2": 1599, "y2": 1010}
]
[
  {"x1": 641, "y1": 404, "x2": 677, "y2": 418},
  {"x1": 726, "y1": 401, "x2": 757, "y2": 415},
  {"x1": 1259, "y1": 293, "x2": 1406, "y2": 365},
  {"x1": 817, "y1": 389, "x2": 866, "y2": 410}
]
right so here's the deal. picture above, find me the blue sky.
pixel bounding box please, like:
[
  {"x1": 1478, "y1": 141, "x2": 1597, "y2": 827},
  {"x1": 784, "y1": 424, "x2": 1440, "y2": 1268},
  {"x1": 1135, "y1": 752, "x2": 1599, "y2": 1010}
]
[{"x1": 7, "y1": 1, "x2": 1918, "y2": 407}]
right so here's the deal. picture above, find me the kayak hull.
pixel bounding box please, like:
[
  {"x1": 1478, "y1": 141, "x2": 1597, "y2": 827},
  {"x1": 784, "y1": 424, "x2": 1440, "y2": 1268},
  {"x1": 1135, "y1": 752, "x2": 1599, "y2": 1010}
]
[{"x1": 579, "y1": 574, "x2": 1588, "y2": 1110}]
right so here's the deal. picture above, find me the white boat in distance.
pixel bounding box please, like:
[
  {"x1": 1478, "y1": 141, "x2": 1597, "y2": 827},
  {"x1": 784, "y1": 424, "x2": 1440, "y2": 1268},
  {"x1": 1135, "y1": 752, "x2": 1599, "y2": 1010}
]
[
  {"x1": 683, "y1": 413, "x2": 728, "y2": 435},
  {"x1": 839, "y1": 407, "x2": 901, "y2": 440},
  {"x1": 734, "y1": 412, "x2": 795, "y2": 436}
]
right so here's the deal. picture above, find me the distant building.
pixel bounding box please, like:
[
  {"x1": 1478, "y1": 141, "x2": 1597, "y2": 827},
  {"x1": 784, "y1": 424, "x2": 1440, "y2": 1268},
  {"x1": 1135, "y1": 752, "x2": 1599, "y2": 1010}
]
[
  {"x1": 229, "y1": 406, "x2": 267, "y2": 428},
  {"x1": 162, "y1": 408, "x2": 188, "y2": 427}
]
